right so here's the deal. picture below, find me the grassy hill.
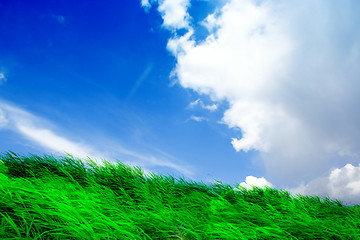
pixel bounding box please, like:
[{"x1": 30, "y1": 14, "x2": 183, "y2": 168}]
[{"x1": 0, "y1": 151, "x2": 359, "y2": 239}]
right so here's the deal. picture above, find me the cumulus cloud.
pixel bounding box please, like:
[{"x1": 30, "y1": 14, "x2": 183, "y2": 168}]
[
  {"x1": 141, "y1": 0, "x2": 152, "y2": 11},
  {"x1": 141, "y1": 0, "x2": 191, "y2": 30},
  {"x1": 233, "y1": 176, "x2": 274, "y2": 191},
  {"x1": 234, "y1": 167, "x2": 360, "y2": 207},
  {"x1": 0, "y1": 73, "x2": 7, "y2": 84},
  {"x1": 167, "y1": 28, "x2": 195, "y2": 57},
  {"x1": 0, "y1": 100, "x2": 195, "y2": 179},
  {"x1": 147, "y1": 0, "x2": 360, "y2": 205},
  {"x1": 201, "y1": 12, "x2": 221, "y2": 33},
  {"x1": 233, "y1": 167, "x2": 360, "y2": 207},
  {"x1": 158, "y1": 0, "x2": 191, "y2": 30},
  {"x1": 285, "y1": 163, "x2": 360, "y2": 206}
]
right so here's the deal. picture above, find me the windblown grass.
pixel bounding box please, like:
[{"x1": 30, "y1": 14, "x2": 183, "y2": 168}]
[{"x1": 0, "y1": 151, "x2": 359, "y2": 239}]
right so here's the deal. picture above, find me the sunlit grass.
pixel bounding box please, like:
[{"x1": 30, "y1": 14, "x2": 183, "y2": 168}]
[{"x1": 0, "y1": 151, "x2": 359, "y2": 239}]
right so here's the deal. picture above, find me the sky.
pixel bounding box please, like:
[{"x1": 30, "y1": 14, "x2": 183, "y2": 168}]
[{"x1": 1, "y1": 0, "x2": 360, "y2": 207}]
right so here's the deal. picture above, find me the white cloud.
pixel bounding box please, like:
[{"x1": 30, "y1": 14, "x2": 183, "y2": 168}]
[
  {"x1": 233, "y1": 176, "x2": 274, "y2": 191},
  {"x1": 204, "y1": 104, "x2": 218, "y2": 111},
  {"x1": 189, "y1": 99, "x2": 201, "y2": 108},
  {"x1": 0, "y1": 101, "x2": 107, "y2": 167},
  {"x1": 285, "y1": 163, "x2": 360, "y2": 206},
  {"x1": 167, "y1": 28, "x2": 195, "y2": 57},
  {"x1": 141, "y1": 0, "x2": 151, "y2": 8},
  {"x1": 0, "y1": 73, "x2": 7, "y2": 84},
  {"x1": 16, "y1": 125, "x2": 94, "y2": 160},
  {"x1": 151, "y1": 0, "x2": 360, "y2": 205},
  {"x1": 141, "y1": 0, "x2": 152, "y2": 12},
  {"x1": 190, "y1": 115, "x2": 206, "y2": 122},
  {"x1": 201, "y1": 12, "x2": 218, "y2": 32},
  {"x1": 158, "y1": 0, "x2": 191, "y2": 30},
  {"x1": 0, "y1": 108, "x2": 9, "y2": 128},
  {"x1": 233, "y1": 164, "x2": 360, "y2": 206},
  {"x1": 141, "y1": 0, "x2": 191, "y2": 29},
  {"x1": 0, "y1": 100, "x2": 195, "y2": 179},
  {"x1": 189, "y1": 98, "x2": 218, "y2": 111}
]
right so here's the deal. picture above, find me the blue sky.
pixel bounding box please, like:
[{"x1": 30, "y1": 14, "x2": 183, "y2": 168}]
[
  {"x1": 0, "y1": 0, "x2": 256, "y2": 186},
  {"x1": 1, "y1": 0, "x2": 360, "y2": 206}
]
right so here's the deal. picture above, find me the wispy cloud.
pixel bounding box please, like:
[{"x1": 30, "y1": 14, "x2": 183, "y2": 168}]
[
  {"x1": 127, "y1": 64, "x2": 152, "y2": 100},
  {"x1": 189, "y1": 99, "x2": 201, "y2": 108},
  {"x1": 0, "y1": 100, "x2": 104, "y2": 163},
  {"x1": 0, "y1": 73, "x2": 7, "y2": 84},
  {"x1": 0, "y1": 99, "x2": 195, "y2": 179},
  {"x1": 0, "y1": 108, "x2": 8, "y2": 128},
  {"x1": 102, "y1": 142, "x2": 195, "y2": 177},
  {"x1": 189, "y1": 98, "x2": 218, "y2": 111},
  {"x1": 189, "y1": 115, "x2": 206, "y2": 122}
]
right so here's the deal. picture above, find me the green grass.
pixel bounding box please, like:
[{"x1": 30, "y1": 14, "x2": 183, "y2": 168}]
[{"x1": 0, "y1": 151, "x2": 359, "y2": 239}]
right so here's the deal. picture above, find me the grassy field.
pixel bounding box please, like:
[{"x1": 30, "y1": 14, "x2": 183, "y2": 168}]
[{"x1": 0, "y1": 151, "x2": 359, "y2": 240}]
